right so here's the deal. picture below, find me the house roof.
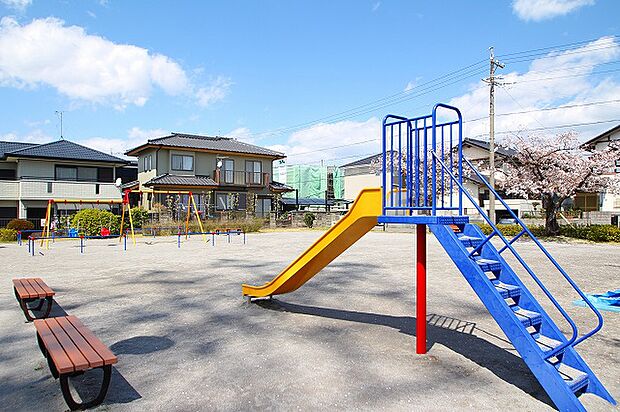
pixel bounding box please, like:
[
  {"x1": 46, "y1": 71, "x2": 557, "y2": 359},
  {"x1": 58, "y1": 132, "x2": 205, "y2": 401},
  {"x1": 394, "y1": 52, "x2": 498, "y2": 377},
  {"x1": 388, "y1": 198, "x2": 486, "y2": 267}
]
[
  {"x1": 341, "y1": 151, "x2": 403, "y2": 168},
  {"x1": 143, "y1": 173, "x2": 218, "y2": 187},
  {"x1": 462, "y1": 138, "x2": 517, "y2": 157},
  {"x1": 125, "y1": 132, "x2": 285, "y2": 158},
  {"x1": 269, "y1": 181, "x2": 295, "y2": 192},
  {"x1": 582, "y1": 123, "x2": 620, "y2": 149},
  {"x1": 1, "y1": 139, "x2": 126, "y2": 164},
  {"x1": 341, "y1": 153, "x2": 382, "y2": 168},
  {"x1": 281, "y1": 197, "x2": 336, "y2": 206},
  {"x1": 0, "y1": 141, "x2": 38, "y2": 158}
]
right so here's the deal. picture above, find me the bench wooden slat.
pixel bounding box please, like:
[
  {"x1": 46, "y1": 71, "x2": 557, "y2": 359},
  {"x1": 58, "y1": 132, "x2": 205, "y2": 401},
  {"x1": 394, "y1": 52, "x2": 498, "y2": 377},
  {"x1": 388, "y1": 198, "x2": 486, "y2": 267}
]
[
  {"x1": 12, "y1": 279, "x2": 31, "y2": 299},
  {"x1": 55, "y1": 317, "x2": 104, "y2": 369},
  {"x1": 67, "y1": 316, "x2": 117, "y2": 366},
  {"x1": 34, "y1": 320, "x2": 76, "y2": 374},
  {"x1": 46, "y1": 318, "x2": 91, "y2": 372},
  {"x1": 26, "y1": 278, "x2": 46, "y2": 297},
  {"x1": 34, "y1": 278, "x2": 55, "y2": 297},
  {"x1": 20, "y1": 279, "x2": 37, "y2": 299}
]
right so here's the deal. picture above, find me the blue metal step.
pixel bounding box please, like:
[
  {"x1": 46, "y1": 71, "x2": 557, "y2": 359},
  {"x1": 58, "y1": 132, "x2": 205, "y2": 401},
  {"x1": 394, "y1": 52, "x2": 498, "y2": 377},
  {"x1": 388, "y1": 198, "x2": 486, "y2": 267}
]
[
  {"x1": 472, "y1": 256, "x2": 502, "y2": 272},
  {"x1": 456, "y1": 234, "x2": 483, "y2": 248},
  {"x1": 510, "y1": 305, "x2": 543, "y2": 328},
  {"x1": 532, "y1": 333, "x2": 563, "y2": 353},
  {"x1": 492, "y1": 280, "x2": 521, "y2": 299},
  {"x1": 429, "y1": 222, "x2": 616, "y2": 410},
  {"x1": 556, "y1": 363, "x2": 590, "y2": 393}
]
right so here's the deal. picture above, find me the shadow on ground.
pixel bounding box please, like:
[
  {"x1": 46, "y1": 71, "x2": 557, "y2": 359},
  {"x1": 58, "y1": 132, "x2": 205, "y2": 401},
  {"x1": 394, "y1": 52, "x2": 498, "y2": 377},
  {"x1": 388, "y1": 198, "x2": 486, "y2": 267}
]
[{"x1": 255, "y1": 299, "x2": 554, "y2": 409}]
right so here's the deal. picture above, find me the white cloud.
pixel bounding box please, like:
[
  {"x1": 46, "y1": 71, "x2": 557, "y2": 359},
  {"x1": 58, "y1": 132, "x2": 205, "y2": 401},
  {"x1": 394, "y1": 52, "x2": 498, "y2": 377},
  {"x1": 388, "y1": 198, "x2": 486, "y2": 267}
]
[
  {"x1": 0, "y1": 129, "x2": 53, "y2": 144},
  {"x1": 80, "y1": 127, "x2": 168, "y2": 159},
  {"x1": 227, "y1": 127, "x2": 255, "y2": 144},
  {"x1": 449, "y1": 36, "x2": 620, "y2": 142},
  {"x1": 87, "y1": 10, "x2": 97, "y2": 19},
  {"x1": 372, "y1": 2, "x2": 381, "y2": 12},
  {"x1": 0, "y1": 0, "x2": 31, "y2": 12},
  {"x1": 276, "y1": 118, "x2": 381, "y2": 165},
  {"x1": 512, "y1": 0, "x2": 594, "y2": 22},
  {"x1": 0, "y1": 17, "x2": 230, "y2": 108},
  {"x1": 196, "y1": 76, "x2": 232, "y2": 107}
]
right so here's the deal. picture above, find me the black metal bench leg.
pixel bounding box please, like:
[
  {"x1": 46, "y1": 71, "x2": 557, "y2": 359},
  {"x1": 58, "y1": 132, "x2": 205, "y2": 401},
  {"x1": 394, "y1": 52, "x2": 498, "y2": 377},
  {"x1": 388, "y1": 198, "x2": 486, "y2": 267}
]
[
  {"x1": 41, "y1": 296, "x2": 53, "y2": 318},
  {"x1": 59, "y1": 365, "x2": 112, "y2": 411}
]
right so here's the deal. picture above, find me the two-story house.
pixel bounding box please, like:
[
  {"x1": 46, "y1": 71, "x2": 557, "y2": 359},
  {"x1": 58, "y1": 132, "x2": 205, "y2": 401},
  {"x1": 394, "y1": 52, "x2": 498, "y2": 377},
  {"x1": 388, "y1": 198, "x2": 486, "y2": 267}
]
[
  {"x1": 124, "y1": 133, "x2": 286, "y2": 218},
  {"x1": 0, "y1": 139, "x2": 132, "y2": 227},
  {"x1": 581, "y1": 124, "x2": 620, "y2": 212}
]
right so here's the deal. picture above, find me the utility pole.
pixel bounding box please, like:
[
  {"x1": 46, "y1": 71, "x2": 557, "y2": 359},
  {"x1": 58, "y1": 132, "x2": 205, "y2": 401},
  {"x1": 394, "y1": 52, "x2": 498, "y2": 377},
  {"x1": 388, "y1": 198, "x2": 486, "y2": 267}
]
[
  {"x1": 485, "y1": 47, "x2": 504, "y2": 224},
  {"x1": 55, "y1": 110, "x2": 64, "y2": 140}
]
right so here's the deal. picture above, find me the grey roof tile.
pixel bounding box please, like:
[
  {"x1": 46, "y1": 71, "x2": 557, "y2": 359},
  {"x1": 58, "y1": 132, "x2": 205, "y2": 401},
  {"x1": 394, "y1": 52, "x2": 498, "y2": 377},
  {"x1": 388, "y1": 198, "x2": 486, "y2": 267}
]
[
  {"x1": 144, "y1": 174, "x2": 218, "y2": 187},
  {"x1": 128, "y1": 132, "x2": 284, "y2": 158},
  {"x1": 0, "y1": 141, "x2": 38, "y2": 159},
  {"x1": 5, "y1": 139, "x2": 126, "y2": 163}
]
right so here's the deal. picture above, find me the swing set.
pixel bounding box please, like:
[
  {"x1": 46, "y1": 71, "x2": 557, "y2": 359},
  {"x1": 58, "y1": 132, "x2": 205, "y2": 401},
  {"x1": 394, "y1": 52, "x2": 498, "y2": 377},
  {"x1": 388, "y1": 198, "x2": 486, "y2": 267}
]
[{"x1": 39, "y1": 189, "x2": 207, "y2": 249}]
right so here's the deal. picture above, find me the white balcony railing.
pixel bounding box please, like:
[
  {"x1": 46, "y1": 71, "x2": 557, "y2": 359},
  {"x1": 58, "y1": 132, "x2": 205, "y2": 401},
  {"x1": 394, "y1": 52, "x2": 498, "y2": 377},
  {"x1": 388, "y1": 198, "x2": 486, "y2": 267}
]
[{"x1": 0, "y1": 180, "x2": 19, "y2": 199}]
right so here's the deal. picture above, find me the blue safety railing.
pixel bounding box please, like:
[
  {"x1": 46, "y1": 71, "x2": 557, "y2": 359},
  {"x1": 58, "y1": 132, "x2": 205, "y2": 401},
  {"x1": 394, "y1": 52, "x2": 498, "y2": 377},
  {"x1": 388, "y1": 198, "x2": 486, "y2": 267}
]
[
  {"x1": 431, "y1": 151, "x2": 605, "y2": 359},
  {"x1": 381, "y1": 104, "x2": 463, "y2": 216}
]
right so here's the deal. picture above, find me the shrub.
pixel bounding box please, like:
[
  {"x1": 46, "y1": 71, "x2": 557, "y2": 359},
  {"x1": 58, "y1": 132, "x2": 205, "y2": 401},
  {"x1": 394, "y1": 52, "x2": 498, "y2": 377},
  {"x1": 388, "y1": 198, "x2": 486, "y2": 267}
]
[
  {"x1": 303, "y1": 212, "x2": 316, "y2": 228},
  {"x1": 0, "y1": 228, "x2": 17, "y2": 242},
  {"x1": 561, "y1": 224, "x2": 620, "y2": 242},
  {"x1": 70, "y1": 209, "x2": 121, "y2": 236},
  {"x1": 129, "y1": 207, "x2": 149, "y2": 228},
  {"x1": 6, "y1": 218, "x2": 34, "y2": 231}
]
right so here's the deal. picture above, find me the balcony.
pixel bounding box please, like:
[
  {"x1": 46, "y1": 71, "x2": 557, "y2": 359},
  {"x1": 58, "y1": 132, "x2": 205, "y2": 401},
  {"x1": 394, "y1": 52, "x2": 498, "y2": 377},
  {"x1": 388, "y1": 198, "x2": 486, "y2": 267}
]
[
  {"x1": 19, "y1": 179, "x2": 121, "y2": 200},
  {"x1": 213, "y1": 170, "x2": 269, "y2": 187},
  {"x1": 0, "y1": 180, "x2": 19, "y2": 199}
]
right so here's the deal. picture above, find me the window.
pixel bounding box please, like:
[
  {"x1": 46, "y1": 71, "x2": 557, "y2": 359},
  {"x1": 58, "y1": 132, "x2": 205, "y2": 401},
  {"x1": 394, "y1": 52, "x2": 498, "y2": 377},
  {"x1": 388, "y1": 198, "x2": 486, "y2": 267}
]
[
  {"x1": 255, "y1": 198, "x2": 272, "y2": 217},
  {"x1": 0, "y1": 169, "x2": 16, "y2": 180},
  {"x1": 221, "y1": 159, "x2": 234, "y2": 184},
  {"x1": 55, "y1": 165, "x2": 101, "y2": 181},
  {"x1": 142, "y1": 155, "x2": 152, "y2": 171},
  {"x1": 47, "y1": 182, "x2": 53, "y2": 193},
  {"x1": 172, "y1": 154, "x2": 193, "y2": 171},
  {"x1": 95, "y1": 184, "x2": 100, "y2": 195},
  {"x1": 245, "y1": 160, "x2": 262, "y2": 184},
  {"x1": 216, "y1": 193, "x2": 231, "y2": 210},
  {"x1": 97, "y1": 167, "x2": 114, "y2": 183},
  {"x1": 77, "y1": 167, "x2": 97, "y2": 181},
  {"x1": 55, "y1": 166, "x2": 77, "y2": 181}
]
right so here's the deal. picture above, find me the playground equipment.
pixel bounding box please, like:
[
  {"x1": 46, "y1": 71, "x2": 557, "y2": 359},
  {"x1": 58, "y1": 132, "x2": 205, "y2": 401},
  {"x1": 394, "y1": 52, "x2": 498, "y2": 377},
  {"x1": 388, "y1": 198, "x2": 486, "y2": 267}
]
[
  {"x1": 40, "y1": 198, "x2": 130, "y2": 249},
  {"x1": 242, "y1": 103, "x2": 615, "y2": 411}
]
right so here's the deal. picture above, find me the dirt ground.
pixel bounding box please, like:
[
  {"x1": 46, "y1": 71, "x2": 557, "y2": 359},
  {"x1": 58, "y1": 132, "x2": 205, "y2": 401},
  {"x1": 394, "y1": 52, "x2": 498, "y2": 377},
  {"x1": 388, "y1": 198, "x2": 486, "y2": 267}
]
[{"x1": 0, "y1": 229, "x2": 618, "y2": 411}]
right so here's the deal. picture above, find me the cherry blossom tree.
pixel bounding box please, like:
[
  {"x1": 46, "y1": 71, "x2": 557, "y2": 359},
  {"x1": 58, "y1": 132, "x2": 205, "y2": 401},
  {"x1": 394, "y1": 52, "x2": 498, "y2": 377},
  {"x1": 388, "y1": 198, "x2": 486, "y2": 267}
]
[{"x1": 497, "y1": 132, "x2": 620, "y2": 235}]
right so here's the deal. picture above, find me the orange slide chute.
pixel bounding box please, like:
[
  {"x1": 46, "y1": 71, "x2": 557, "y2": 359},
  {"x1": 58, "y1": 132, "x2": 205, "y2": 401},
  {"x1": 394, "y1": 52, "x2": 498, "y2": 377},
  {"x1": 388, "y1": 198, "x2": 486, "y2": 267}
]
[{"x1": 242, "y1": 188, "x2": 382, "y2": 298}]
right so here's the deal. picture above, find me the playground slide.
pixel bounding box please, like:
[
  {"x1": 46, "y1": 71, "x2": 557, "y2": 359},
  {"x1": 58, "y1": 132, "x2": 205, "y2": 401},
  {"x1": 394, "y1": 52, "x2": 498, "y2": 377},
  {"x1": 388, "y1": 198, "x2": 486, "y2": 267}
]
[{"x1": 242, "y1": 188, "x2": 382, "y2": 298}]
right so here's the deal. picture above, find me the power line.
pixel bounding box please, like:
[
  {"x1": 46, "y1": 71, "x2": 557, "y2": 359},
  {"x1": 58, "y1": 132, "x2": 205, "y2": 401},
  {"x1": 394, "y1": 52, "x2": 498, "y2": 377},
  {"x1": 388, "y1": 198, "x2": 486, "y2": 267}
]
[{"x1": 469, "y1": 118, "x2": 620, "y2": 139}]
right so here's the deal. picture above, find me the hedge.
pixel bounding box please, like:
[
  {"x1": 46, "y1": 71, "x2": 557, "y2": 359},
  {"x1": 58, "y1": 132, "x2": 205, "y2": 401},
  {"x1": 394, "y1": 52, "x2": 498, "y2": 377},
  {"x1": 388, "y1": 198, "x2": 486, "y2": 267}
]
[
  {"x1": 6, "y1": 219, "x2": 34, "y2": 231},
  {"x1": 474, "y1": 223, "x2": 620, "y2": 242},
  {"x1": 0, "y1": 228, "x2": 17, "y2": 242},
  {"x1": 70, "y1": 209, "x2": 121, "y2": 236}
]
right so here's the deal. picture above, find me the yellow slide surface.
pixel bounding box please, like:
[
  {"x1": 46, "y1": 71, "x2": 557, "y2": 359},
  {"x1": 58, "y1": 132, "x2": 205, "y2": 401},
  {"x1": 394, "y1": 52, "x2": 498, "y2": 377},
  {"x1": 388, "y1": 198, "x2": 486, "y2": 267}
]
[{"x1": 242, "y1": 187, "x2": 382, "y2": 298}]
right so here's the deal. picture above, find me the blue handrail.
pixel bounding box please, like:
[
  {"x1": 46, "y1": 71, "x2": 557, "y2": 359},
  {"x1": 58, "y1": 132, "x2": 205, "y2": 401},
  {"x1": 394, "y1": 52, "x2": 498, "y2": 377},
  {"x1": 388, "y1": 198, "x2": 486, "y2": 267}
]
[{"x1": 432, "y1": 152, "x2": 604, "y2": 359}]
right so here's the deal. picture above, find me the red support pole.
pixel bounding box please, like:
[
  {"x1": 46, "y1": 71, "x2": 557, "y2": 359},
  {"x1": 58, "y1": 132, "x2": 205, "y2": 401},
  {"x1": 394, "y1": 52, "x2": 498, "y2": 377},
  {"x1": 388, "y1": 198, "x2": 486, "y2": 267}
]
[{"x1": 416, "y1": 224, "x2": 427, "y2": 354}]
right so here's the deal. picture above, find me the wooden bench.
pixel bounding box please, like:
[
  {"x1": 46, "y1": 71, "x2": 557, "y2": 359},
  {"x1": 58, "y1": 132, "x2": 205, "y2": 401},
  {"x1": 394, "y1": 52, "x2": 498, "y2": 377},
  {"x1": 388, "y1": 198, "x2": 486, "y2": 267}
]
[
  {"x1": 12, "y1": 278, "x2": 54, "y2": 321},
  {"x1": 34, "y1": 315, "x2": 118, "y2": 410}
]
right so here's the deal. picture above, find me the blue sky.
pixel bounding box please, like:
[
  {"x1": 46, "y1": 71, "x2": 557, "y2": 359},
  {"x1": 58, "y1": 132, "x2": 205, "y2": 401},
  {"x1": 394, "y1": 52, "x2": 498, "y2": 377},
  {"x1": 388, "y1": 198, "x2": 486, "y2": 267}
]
[{"x1": 0, "y1": 0, "x2": 619, "y2": 164}]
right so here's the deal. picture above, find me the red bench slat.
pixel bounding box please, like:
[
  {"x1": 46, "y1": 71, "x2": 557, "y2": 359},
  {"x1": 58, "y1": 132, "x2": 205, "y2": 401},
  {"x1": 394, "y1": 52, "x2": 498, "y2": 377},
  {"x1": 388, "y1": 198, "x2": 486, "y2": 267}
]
[
  {"x1": 34, "y1": 278, "x2": 55, "y2": 297},
  {"x1": 34, "y1": 319, "x2": 76, "y2": 374},
  {"x1": 20, "y1": 279, "x2": 37, "y2": 299},
  {"x1": 46, "y1": 318, "x2": 91, "y2": 372},
  {"x1": 12, "y1": 279, "x2": 30, "y2": 299},
  {"x1": 67, "y1": 316, "x2": 117, "y2": 366},
  {"x1": 26, "y1": 278, "x2": 46, "y2": 297},
  {"x1": 55, "y1": 317, "x2": 104, "y2": 369}
]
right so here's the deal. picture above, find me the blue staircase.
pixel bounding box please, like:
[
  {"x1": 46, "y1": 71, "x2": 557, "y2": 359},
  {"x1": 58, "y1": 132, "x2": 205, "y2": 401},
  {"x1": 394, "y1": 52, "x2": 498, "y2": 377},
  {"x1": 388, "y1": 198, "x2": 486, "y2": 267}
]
[{"x1": 380, "y1": 104, "x2": 616, "y2": 411}]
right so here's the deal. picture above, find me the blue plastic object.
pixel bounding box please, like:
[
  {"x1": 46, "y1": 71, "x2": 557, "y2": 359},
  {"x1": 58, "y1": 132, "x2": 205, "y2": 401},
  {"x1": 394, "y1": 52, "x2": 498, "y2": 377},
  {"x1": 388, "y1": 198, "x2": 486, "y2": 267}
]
[
  {"x1": 574, "y1": 289, "x2": 620, "y2": 312},
  {"x1": 380, "y1": 104, "x2": 616, "y2": 411},
  {"x1": 68, "y1": 228, "x2": 78, "y2": 238}
]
